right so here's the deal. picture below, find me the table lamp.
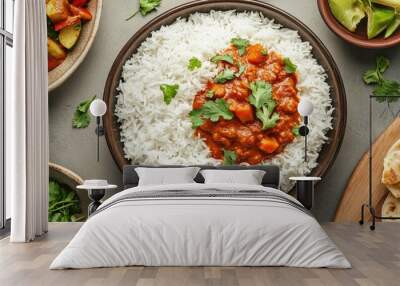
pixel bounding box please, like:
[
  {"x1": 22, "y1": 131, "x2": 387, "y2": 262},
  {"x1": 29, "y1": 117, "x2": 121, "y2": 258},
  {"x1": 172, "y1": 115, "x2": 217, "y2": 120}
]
[
  {"x1": 298, "y1": 98, "x2": 314, "y2": 163},
  {"x1": 89, "y1": 99, "x2": 107, "y2": 162}
]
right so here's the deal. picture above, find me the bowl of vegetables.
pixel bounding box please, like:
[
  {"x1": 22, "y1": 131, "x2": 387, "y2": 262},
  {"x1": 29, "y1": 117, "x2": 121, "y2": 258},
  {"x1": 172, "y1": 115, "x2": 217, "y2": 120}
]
[
  {"x1": 49, "y1": 162, "x2": 89, "y2": 222},
  {"x1": 318, "y1": 0, "x2": 400, "y2": 49},
  {"x1": 47, "y1": 0, "x2": 102, "y2": 92}
]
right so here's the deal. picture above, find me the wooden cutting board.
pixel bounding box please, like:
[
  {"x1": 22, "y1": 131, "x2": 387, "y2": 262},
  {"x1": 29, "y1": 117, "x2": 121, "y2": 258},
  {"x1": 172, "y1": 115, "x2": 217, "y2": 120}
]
[{"x1": 334, "y1": 117, "x2": 400, "y2": 222}]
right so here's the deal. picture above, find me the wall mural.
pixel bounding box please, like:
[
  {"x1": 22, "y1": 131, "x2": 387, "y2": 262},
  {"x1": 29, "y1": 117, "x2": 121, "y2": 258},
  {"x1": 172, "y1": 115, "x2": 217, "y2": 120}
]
[{"x1": 48, "y1": 0, "x2": 400, "y2": 222}]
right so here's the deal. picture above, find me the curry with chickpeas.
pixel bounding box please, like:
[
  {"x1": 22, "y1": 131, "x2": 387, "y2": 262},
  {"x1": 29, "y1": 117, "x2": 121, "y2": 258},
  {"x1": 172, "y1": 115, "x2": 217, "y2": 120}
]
[{"x1": 189, "y1": 39, "x2": 300, "y2": 165}]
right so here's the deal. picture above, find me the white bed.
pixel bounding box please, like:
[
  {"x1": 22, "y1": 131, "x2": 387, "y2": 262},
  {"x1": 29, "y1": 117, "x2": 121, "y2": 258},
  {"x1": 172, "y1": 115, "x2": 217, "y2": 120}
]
[{"x1": 50, "y1": 182, "x2": 350, "y2": 269}]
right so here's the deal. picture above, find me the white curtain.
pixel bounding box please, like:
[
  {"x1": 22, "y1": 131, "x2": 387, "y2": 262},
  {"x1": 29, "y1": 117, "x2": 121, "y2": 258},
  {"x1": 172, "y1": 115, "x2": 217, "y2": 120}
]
[{"x1": 6, "y1": 0, "x2": 49, "y2": 242}]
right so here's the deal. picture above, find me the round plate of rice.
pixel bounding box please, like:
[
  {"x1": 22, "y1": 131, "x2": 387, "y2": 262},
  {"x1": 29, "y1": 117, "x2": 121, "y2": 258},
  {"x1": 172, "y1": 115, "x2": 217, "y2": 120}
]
[{"x1": 103, "y1": 0, "x2": 346, "y2": 192}]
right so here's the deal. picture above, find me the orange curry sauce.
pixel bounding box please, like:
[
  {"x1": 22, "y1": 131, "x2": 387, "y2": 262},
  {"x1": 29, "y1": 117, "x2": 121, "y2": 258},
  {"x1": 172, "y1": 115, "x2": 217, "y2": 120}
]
[{"x1": 192, "y1": 43, "x2": 300, "y2": 165}]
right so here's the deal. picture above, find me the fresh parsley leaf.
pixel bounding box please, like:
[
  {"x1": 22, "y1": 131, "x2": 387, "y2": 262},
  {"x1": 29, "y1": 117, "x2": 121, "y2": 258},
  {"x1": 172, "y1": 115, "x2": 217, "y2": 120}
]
[
  {"x1": 235, "y1": 64, "x2": 247, "y2": 77},
  {"x1": 126, "y1": 0, "x2": 161, "y2": 20},
  {"x1": 211, "y1": 54, "x2": 234, "y2": 65},
  {"x1": 376, "y1": 55, "x2": 390, "y2": 74},
  {"x1": 230, "y1": 38, "x2": 250, "y2": 56},
  {"x1": 188, "y1": 57, "x2": 202, "y2": 71},
  {"x1": 284, "y1": 57, "x2": 297, "y2": 73},
  {"x1": 47, "y1": 17, "x2": 58, "y2": 40},
  {"x1": 373, "y1": 79, "x2": 400, "y2": 102},
  {"x1": 363, "y1": 55, "x2": 390, "y2": 84},
  {"x1": 223, "y1": 149, "x2": 237, "y2": 165},
  {"x1": 72, "y1": 96, "x2": 96, "y2": 129},
  {"x1": 160, "y1": 84, "x2": 179, "y2": 105},
  {"x1": 189, "y1": 109, "x2": 204, "y2": 129},
  {"x1": 214, "y1": 69, "x2": 235, "y2": 83},
  {"x1": 207, "y1": 90, "x2": 215, "y2": 98},
  {"x1": 292, "y1": 126, "x2": 300, "y2": 137},
  {"x1": 256, "y1": 106, "x2": 280, "y2": 130},
  {"x1": 249, "y1": 80, "x2": 273, "y2": 109},
  {"x1": 201, "y1": 99, "x2": 234, "y2": 122}
]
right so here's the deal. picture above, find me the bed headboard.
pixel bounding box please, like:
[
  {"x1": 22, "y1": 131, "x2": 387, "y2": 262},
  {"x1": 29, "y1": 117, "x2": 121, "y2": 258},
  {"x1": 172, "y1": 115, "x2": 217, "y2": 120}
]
[{"x1": 122, "y1": 165, "x2": 280, "y2": 189}]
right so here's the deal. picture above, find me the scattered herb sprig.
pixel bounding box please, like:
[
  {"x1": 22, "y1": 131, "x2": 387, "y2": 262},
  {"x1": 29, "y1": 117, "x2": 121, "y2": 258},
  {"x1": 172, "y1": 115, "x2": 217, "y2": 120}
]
[
  {"x1": 72, "y1": 95, "x2": 96, "y2": 129},
  {"x1": 211, "y1": 54, "x2": 234, "y2": 65},
  {"x1": 160, "y1": 84, "x2": 179, "y2": 105},
  {"x1": 126, "y1": 0, "x2": 161, "y2": 20},
  {"x1": 283, "y1": 57, "x2": 297, "y2": 74},
  {"x1": 249, "y1": 80, "x2": 280, "y2": 130},
  {"x1": 230, "y1": 38, "x2": 250, "y2": 56}
]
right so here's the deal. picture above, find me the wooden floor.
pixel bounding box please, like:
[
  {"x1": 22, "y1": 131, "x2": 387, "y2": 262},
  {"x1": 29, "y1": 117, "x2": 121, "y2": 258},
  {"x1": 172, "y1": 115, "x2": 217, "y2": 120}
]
[{"x1": 0, "y1": 223, "x2": 399, "y2": 286}]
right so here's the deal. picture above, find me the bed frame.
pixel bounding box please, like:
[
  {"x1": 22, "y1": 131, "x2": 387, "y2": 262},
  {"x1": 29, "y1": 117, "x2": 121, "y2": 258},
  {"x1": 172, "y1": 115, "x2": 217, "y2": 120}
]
[{"x1": 122, "y1": 165, "x2": 280, "y2": 190}]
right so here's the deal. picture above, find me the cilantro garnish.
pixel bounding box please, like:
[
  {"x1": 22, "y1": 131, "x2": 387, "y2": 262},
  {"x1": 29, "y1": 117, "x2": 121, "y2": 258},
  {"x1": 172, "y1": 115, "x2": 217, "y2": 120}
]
[
  {"x1": 188, "y1": 57, "x2": 202, "y2": 71},
  {"x1": 211, "y1": 54, "x2": 234, "y2": 65},
  {"x1": 72, "y1": 95, "x2": 96, "y2": 128},
  {"x1": 126, "y1": 0, "x2": 161, "y2": 20},
  {"x1": 207, "y1": 90, "x2": 215, "y2": 98},
  {"x1": 235, "y1": 64, "x2": 247, "y2": 77},
  {"x1": 214, "y1": 69, "x2": 235, "y2": 83},
  {"x1": 160, "y1": 84, "x2": 179, "y2": 105},
  {"x1": 363, "y1": 55, "x2": 399, "y2": 103},
  {"x1": 230, "y1": 38, "x2": 250, "y2": 56},
  {"x1": 223, "y1": 149, "x2": 237, "y2": 165},
  {"x1": 283, "y1": 57, "x2": 297, "y2": 73}
]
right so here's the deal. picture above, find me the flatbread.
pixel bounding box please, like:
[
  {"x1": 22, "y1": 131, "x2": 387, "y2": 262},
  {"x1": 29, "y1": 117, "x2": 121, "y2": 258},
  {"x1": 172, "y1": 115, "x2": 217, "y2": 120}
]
[
  {"x1": 382, "y1": 193, "x2": 400, "y2": 220},
  {"x1": 382, "y1": 139, "x2": 400, "y2": 198}
]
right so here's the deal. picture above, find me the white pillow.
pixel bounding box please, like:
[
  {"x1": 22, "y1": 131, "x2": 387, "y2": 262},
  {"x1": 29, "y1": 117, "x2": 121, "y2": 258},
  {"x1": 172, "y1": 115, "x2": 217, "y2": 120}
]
[
  {"x1": 200, "y1": 169, "x2": 266, "y2": 185},
  {"x1": 135, "y1": 167, "x2": 200, "y2": 186}
]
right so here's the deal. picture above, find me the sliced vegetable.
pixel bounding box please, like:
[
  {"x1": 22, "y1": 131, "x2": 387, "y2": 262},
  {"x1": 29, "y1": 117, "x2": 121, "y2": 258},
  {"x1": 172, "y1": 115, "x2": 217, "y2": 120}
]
[
  {"x1": 59, "y1": 22, "x2": 82, "y2": 49},
  {"x1": 328, "y1": 0, "x2": 366, "y2": 32},
  {"x1": 223, "y1": 149, "x2": 237, "y2": 165},
  {"x1": 46, "y1": 0, "x2": 69, "y2": 23},
  {"x1": 283, "y1": 57, "x2": 297, "y2": 73},
  {"x1": 247, "y1": 44, "x2": 267, "y2": 65},
  {"x1": 211, "y1": 54, "x2": 234, "y2": 65},
  {"x1": 233, "y1": 103, "x2": 254, "y2": 123},
  {"x1": 230, "y1": 38, "x2": 250, "y2": 56},
  {"x1": 385, "y1": 14, "x2": 400, "y2": 37},
  {"x1": 187, "y1": 57, "x2": 202, "y2": 71},
  {"x1": 366, "y1": 5, "x2": 395, "y2": 39},
  {"x1": 160, "y1": 84, "x2": 179, "y2": 105},
  {"x1": 54, "y1": 15, "x2": 81, "y2": 31},
  {"x1": 48, "y1": 37, "x2": 67, "y2": 59},
  {"x1": 48, "y1": 55, "x2": 64, "y2": 71},
  {"x1": 72, "y1": 95, "x2": 96, "y2": 128},
  {"x1": 214, "y1": 69, "x2": 235, "y2": 83},
  {"x1": 69, "y1": 4, "x2": 93, "y2": 21},
  {"x1": 126, "y1": 0, "x2": 161, "y2": 20},
  {"x1": 372, "y1": 0, "x2": 400, "y2": 10},
  {"x1": 201, "y1": 99, "x2": 234, "y2": 122}
]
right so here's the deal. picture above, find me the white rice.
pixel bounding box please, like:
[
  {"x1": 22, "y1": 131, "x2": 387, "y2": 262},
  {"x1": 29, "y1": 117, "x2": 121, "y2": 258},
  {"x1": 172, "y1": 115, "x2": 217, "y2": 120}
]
[{"x1": 115, "y1": 10, "x2": 333, "y2": 192}]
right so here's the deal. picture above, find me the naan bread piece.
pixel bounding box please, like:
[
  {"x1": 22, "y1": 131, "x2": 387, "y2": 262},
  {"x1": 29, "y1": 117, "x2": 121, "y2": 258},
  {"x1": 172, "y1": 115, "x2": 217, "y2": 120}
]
[
  {"x1": 382, "y1": 139, "x2": 400, "y2": 198},
  {"x1": 382, "y1": 193, "x2": 400, "y2": 220}
]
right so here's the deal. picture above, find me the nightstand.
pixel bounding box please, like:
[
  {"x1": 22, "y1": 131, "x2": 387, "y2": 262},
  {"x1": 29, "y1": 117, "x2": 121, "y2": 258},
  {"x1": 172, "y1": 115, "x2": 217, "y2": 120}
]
[
  {"x1": 77, "y1": 180, "x2": 117, "y2": 216},
  {"x1": 289, "y1": 177, "x2": 321, "y2": 210}
]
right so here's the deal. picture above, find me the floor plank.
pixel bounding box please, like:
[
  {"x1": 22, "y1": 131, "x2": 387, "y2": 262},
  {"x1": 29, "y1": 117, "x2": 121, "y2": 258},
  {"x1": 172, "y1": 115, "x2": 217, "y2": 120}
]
[{"x1": 0, "y1": 223, "x2": 399, "y2": 286}]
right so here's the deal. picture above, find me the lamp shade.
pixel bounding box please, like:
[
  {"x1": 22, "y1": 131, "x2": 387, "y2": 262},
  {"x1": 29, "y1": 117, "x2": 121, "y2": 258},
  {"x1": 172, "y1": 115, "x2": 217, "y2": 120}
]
[
  {"x1": 90, "y1": 99, "x2": 107, "y2": 117},
  {"x1": 298, "y1": 98, "x2": 314, "y2": 116}
]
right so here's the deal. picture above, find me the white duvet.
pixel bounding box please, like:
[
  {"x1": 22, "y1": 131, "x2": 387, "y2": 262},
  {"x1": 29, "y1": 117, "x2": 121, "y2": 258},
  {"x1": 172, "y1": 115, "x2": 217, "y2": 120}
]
[{"x1": 50, "y1": 183, "x2": 350, "y2": 269}]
